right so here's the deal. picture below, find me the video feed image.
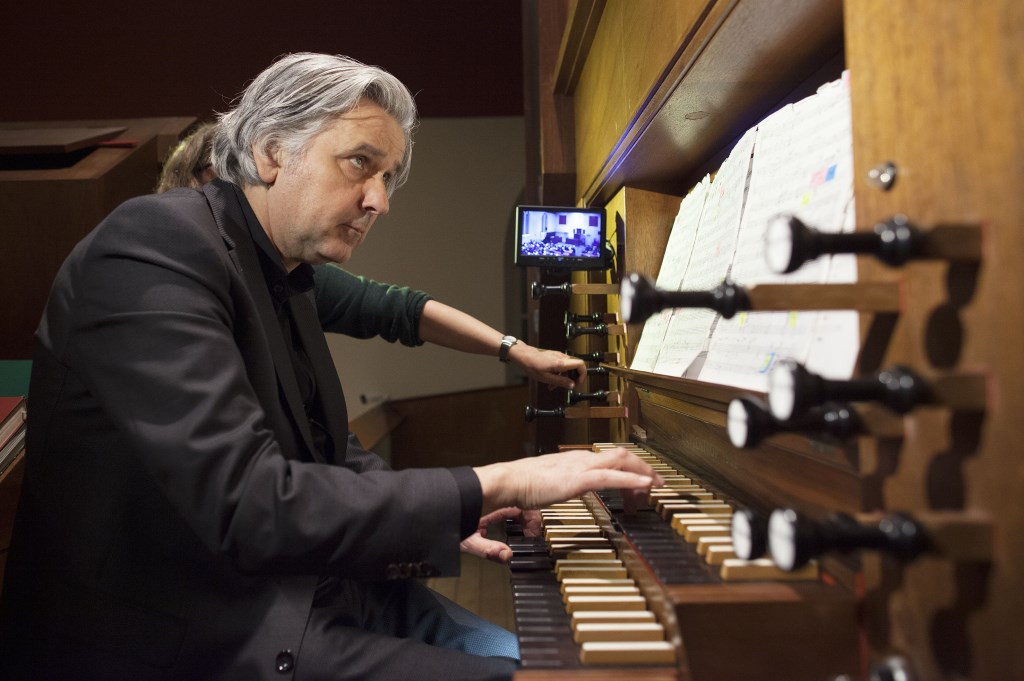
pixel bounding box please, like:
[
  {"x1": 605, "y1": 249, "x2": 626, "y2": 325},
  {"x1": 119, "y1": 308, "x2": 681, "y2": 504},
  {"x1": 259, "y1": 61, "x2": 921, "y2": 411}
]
[{"x1": 518, "y1": 209, "x2": 602, "y2": 259}]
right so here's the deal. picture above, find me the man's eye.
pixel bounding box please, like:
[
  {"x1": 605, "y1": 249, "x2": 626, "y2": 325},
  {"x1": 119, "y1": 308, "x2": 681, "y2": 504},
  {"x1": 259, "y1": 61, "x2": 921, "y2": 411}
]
[{"x1": 351, "y1": 155, "x2": 366, "y2": 169}]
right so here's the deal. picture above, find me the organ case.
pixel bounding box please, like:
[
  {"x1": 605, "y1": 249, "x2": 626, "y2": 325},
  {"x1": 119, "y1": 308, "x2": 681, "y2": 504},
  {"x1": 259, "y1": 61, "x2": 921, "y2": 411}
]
[{"x1": 521, "y1": 1, "x2": 1022, "y2": 679}]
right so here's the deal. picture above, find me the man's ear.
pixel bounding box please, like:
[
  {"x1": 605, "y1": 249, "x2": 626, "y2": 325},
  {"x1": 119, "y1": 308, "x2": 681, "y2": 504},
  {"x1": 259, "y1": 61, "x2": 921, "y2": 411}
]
[{"x1": 253, "y1": 142, "x2": 281, "y2": 185}]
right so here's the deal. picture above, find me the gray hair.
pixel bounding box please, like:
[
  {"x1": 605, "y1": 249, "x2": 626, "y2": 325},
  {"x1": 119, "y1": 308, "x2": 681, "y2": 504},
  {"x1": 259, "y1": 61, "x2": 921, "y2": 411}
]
[{"x1": 211, "y1": 53, "x2": 417, "y2": 193}]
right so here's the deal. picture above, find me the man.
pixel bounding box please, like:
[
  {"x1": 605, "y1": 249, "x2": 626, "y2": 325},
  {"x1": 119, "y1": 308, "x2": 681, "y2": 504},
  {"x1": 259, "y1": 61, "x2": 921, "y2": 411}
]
[
  {"x1": 0, "y1": 53, "x2": 659, "y2": 681},
  {"x1": 156, "y1": 121, "x2": 589, "y2": 566}
]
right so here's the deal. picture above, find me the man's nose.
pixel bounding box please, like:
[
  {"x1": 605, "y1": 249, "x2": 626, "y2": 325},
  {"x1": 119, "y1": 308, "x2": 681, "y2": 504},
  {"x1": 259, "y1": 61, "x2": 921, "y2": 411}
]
[{"x1": 362, "y1": 175, "x2": 390, "y2": 216}]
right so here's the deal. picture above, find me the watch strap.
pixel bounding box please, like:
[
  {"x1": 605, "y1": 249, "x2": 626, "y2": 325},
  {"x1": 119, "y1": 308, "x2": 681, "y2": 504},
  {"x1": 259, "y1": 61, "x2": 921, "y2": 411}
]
[{"x1": 499, "y1": 335, "x2": 518, "y2": 362}]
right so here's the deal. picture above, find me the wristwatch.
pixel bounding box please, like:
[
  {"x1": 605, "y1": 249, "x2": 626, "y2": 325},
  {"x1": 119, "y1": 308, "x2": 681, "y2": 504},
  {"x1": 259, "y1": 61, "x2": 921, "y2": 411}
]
[{"x1": 498, "y1": 335, "x2": 519, "y2": 363}]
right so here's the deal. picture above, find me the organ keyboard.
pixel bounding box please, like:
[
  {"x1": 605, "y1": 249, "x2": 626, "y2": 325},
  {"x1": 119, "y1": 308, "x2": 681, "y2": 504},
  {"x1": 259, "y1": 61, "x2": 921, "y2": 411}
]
[{"x1": 510, "y1": 443, "x2": 859, "y2": 681}]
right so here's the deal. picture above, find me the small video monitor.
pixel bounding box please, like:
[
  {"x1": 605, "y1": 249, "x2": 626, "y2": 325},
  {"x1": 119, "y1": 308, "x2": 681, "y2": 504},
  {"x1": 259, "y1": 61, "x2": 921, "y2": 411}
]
[{"x1": 514, "y1": 205, "x2": 607, "y2": 270}]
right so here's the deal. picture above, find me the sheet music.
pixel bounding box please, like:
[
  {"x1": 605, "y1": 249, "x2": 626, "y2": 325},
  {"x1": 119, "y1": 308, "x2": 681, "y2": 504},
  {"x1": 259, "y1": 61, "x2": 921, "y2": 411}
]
[
  {"x1": 657, "y1": 175, "x2": 710, "y2": 290},
  {"x1": 730, "y1": 74, "x2": 856, "y2": 287},
  {"x1": 629, "y1": 310, "x2": 671, "y2": 373},
  {"x1": 650, "y1": 308, "x2": 718, "y2": 376},
  {"x1": 681, "y1": 130, "x2": 755, "y2": 292},
  {"x1": 631, "y1": 176, "x2": 710, "y2": 372},
  {"x1": 698, "y1": 74, "x2": 859, "y2": 389},
  {"x1": 651, "y1": 130, "x2": 756, "y2": 376}
]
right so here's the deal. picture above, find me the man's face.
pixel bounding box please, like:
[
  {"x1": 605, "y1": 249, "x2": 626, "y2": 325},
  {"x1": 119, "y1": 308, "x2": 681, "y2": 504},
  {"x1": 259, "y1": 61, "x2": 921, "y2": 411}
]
[{"x1": 254, "y1": 99, "x2": 406, "y2": 269}]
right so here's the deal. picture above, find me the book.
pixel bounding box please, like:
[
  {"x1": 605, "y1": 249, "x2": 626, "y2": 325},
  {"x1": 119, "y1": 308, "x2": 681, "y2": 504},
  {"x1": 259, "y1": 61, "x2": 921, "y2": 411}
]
[
  {"x1": 0, "y1": 429, "x2": 24, "y2": 479},
  {"x1": 0, "y1": 396, "x2": 26, "y2": 453}
]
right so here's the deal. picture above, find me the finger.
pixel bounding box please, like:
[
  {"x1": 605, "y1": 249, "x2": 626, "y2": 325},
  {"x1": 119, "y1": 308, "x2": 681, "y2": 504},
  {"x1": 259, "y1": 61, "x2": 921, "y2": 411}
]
[
  {"x1": 569, "y1": 360, "x2": 587, "y2": 384},
  {"x1": 461, "y1": 534, "x2": 493, "y2": 559},
  {"x1": 490, "y1": 541, "x2": 513, "y2": 563},
  {"x1": 536, "y1": 470, "x2": 653, "y2": 508},
  {"x1": 596, "y1": 448, "x2": 664, "y2": 485},
  {"x1": 541, "y1": 373, "x2": 575, "y2": 390},
  {"x1": 552, "y1": 372, "x2": 576, "y2": 390},
  {"x1": 460, "y1": 533, "x2": 484, "y2": 557},
  {"x1": 479, "y1": 506, "x2": 522, "y2": 526},
  {"x1": 467, "y1": 536, "x2": 513, "y2": 563},
  {"x1": 576, "y1": 469, "x2": 655, "y2": 493},
  {"x1": 522, "y1": 509, "x2": 544, "y2": 537}
]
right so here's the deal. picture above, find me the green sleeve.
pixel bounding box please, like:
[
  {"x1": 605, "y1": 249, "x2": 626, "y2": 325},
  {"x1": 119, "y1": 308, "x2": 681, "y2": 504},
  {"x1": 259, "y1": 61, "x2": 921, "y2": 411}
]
[{"x1": 312, "y1": 264, "x2": 432, "y2": 346}]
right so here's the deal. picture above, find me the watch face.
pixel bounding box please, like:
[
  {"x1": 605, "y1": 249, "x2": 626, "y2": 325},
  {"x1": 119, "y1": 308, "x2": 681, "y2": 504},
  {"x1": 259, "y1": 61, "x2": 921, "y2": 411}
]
[
  {"x1": 500, "y1": 336, "x2": 517, "y2": 361},
  {"x1": 768, "y1": 361, "x2": 797, "y2": 421},
  {"x1": 765, "y1": 215, "x2": 796, "y2": 274},
  {"x1": 620, "y1": 276, "x2": 635, "y2": 323},
  {"x1": 727, "y1": 399, "x2": 751, "y2": 448},
  {"x1": 768, "y1": 509, "x2": 798, "y2": 571}
]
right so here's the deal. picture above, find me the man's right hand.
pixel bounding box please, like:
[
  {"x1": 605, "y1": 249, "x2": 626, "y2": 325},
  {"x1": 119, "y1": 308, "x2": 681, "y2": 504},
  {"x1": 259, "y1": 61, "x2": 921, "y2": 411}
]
[{"x1": 473, "y1": 447, "x2": 663, "y2": 516}]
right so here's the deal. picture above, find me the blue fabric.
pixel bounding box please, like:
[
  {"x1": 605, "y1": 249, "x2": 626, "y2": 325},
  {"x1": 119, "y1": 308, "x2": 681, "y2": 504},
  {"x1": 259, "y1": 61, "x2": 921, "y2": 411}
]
[{"x1": 421, "y1": 587, "x2": 520, "y2": 660}]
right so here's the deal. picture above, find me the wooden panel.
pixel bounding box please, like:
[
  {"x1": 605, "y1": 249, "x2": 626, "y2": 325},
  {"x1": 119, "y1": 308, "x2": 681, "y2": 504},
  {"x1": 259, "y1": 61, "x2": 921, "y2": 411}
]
[
  {"x1": 554, "y1": 0, "x2": 605, "y2": 95},
  {"x1": 845, "y1": 2, "x2": 1024, "y2": 679},
  {"x1": 388, "y1": 384, "x2": 530, "y2": 468},
  {"x1": 0, "y1": 117, "x2": 195, "y2": 359},
  {"x1": 617, "y1": 188, "x2": 681, "y2": 282},
  {"x1": 667, "y1": 582, "x2": 858, "y2": 681},
  {"x1": 0, "y1": 118, "x2": 195, "y2": 176},
  {"x1": 576, "y1": 0, "x2": 844, "y2": 206},
  {"x1": 534, "y1": 0, "x2": 577, "y2": 188},
  {"x1": 573, "y1": 1, "x2": 712, "y2": 201},
  {"x1": 0, "y1": 126, "x2": 126, "y2": 154}
]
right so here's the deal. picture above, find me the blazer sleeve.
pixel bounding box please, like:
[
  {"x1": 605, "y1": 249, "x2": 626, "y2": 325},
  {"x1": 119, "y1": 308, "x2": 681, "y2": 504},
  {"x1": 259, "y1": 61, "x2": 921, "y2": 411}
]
[
  {"x1": 312, "y1": 264, "x2": 432, "y2": 345},
  {"x1": 45, "y1": 194, "x2": 467, "y2": 579}
]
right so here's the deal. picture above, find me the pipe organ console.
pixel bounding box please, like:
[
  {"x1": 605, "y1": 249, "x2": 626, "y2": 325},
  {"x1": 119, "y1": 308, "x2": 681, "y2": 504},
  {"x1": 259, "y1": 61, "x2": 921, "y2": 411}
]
[{"x1": 520, "y1": 1, "x2": 1020, "y2": 679}]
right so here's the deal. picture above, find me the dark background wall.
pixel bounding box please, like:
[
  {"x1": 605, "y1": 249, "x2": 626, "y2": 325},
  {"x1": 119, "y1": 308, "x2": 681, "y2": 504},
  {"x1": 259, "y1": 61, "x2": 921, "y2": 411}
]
[
  {"x1": 1, "y1": 0, "x2": 532, "y2": 421},
  {"x1": 1, "y1": 0, "x2": 524, "y2": 122}
]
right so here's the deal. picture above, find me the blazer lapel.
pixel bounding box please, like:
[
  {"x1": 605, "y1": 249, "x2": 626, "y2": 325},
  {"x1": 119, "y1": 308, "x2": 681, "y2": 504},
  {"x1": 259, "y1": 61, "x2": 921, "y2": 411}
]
[{"x1": 202, "y1": 181, "x2": 325, "y2": 464}]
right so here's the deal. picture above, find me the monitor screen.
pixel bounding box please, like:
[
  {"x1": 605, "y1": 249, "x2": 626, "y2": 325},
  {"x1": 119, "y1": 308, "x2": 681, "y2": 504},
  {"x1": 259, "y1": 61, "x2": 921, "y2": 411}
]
[{"x1": 514, "y1": 205, "x2": 606, "y2": 270}]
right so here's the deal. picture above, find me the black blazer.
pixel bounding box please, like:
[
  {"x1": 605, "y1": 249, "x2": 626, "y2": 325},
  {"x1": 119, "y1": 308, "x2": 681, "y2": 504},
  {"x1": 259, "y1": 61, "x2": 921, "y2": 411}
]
[{"x1": 0, "y1": 180, "x2": 468, "y2": 680}]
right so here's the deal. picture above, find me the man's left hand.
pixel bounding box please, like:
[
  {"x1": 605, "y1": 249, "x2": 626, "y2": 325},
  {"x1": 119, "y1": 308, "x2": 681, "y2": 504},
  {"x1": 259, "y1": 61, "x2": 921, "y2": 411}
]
[{"x1": 460, "y1": 507, "x2": 541, "y2": 563}]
